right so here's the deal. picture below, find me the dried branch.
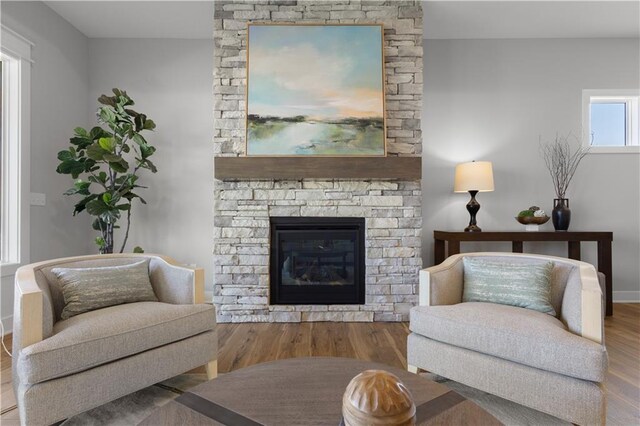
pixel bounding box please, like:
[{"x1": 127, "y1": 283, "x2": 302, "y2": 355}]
[{"x1": 539, "y1": 132, "x2": 591, "y2": 199}]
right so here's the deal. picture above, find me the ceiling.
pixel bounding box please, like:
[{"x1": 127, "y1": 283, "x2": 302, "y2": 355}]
[
  {"x1": 424, "y1": 1, "x2": 640, "y2": 39},
  {"x1": 42, "y1": 0, "x2": 640, "y2": 40},
  {"x1": 44, "y1": 1, "x2": 215, "y2": 39}
]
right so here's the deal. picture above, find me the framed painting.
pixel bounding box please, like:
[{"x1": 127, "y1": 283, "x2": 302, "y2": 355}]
[{"x1": 246, "y1": 24, "x2": 386, "y2": 157}]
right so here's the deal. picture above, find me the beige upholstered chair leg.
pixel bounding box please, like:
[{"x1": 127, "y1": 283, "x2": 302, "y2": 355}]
[{"x1": 206, "y1": 360, "x2": 218, "y2": 380}]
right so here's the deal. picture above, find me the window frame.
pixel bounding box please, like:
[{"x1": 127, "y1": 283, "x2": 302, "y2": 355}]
[
  {"x1": 1, "y1": 26, "x2": 32, "y2": 277},
  {"x1": 582, "y1": 89, "x2": 640, "y2": 154}
]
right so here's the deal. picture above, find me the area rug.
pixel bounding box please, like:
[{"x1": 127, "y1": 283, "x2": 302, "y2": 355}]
[
  {"x1": 61, "y1": 371, "x2": 568, "y2": 425},
  {"x1": 60, "y1": 374, "x2": 208, "y2": 425},
  {"x1": 420, "y1": 373, "x2": 569, "y2": 426}
]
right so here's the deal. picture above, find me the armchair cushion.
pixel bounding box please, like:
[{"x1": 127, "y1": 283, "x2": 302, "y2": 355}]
[
  {"x1": 409, "y1": 302, "x2": 607, "y2": 382},
  {"x1": 17, "y1": 301, "x2": 215, "y2": 385},
  {"x1": 462, "y1": 257, "x2": 556, "y2": 315},
  {"x1": 52, "y1": 260, "x2": 157, "y2": 319}
]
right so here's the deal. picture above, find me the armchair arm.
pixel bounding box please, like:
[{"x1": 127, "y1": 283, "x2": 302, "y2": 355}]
[
  {"x1": 148, "y1": 255, "x2": 205, "y2": 304},
  {"x1": 561, "y1": 262, "x2": 604, "y2": 344},
  {"x1": 14, "y1": 267, "x2": 44, "y2": 349},
  {"x1": 419, "y1": 254, "x2": 464, "y2": 306}
]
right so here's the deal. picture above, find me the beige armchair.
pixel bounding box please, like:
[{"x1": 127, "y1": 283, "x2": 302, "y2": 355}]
[
  {"x1": 12, "y1": 254, "x2": 217, "y2": 425},
  {"x1": 407, "y1": 252, "x2": 607, "y2": 426}
]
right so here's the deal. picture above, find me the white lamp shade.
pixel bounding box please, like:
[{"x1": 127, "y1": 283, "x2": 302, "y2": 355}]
[{"x1": 454, "y1": 161, "x2": 495, "y2": 193}]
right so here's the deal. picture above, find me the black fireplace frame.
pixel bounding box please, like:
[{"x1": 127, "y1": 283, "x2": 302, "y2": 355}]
[{"x1": 269, "y1": 217, "x2": 365, "y2": 305}]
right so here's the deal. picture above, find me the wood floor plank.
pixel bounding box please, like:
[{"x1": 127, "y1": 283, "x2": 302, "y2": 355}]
[{"x1": 1, "y1": 304, "x2": 639, "y2": 424}]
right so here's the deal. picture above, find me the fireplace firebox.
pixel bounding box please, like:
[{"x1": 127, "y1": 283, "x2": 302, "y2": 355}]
[{"x1": 270, "y1": 217, "x2": 365, "y2": 305}]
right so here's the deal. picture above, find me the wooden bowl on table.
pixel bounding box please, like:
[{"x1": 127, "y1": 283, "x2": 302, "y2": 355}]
[{"x1": 515, "y1": 215, "x2": 550, "y2": 225}]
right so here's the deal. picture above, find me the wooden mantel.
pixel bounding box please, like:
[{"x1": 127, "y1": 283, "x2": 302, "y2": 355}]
[{"x1": 214, "y1": 156, "x2": 421, "y2": 180}]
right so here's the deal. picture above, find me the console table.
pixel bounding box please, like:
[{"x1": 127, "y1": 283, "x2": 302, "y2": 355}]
[{"x1": 433, "y1": 231, "x2": 614, "y2": 316}]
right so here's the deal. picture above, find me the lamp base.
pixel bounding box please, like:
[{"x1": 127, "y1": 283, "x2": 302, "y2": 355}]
[
  {"x1": 464, "y1": 190, "x2": 483, "y2": 232},
  {"x1": 464, "y1": 224, "x2": 482, "y2": 232}
]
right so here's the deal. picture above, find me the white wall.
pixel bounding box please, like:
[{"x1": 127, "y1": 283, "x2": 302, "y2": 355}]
[
  {"x1": 1, "y1": 1, "x2": 93, "y2": 331},
  {"x1": 88, "y1": 39, "x2": 215, "y2": 291},
  {"x1": 422, "y1": 38, "x2": 640, "y2": 300}
]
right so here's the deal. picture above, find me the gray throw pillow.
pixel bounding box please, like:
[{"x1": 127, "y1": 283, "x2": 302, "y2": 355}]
[
  {"x1": 53, "y1": 259, "x2": 158, "y2": 320},
  {"x1": 462, "y1": 257, "x2": 556, "y2": 316}
]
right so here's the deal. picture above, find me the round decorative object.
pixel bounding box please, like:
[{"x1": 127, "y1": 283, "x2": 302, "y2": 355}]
[
  {"x1": 552, "y1": 198, "x2": 571, "y2": 231},
  {"x1": 515, "y1": 216, "x2": 550, "y2": 225},
  {"x1": 342, "y1": 369, "x2": 416, "y2": 426}
]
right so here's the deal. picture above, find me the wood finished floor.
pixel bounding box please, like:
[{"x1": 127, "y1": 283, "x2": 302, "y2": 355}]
[{"x1": 1, "y1": 304, "x2": 639, "y2": 425}]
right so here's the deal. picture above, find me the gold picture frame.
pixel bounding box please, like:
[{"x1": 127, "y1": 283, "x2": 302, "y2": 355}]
[{"x1": 245, "y1": 23, "x2": 387, "y2": 157}]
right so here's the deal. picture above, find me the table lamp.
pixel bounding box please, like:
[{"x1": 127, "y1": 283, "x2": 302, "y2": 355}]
[{"x1": 454, "y1": 161, "x2": 494, "y2": 232}]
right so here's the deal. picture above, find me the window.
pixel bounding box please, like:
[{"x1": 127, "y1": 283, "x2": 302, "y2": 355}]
[
  {"x1": 583, "y1": 89, "x2": 640, "y2": 153},
  {"x1": 1, "y1": 26, "x2": 32, "y2": 277}
]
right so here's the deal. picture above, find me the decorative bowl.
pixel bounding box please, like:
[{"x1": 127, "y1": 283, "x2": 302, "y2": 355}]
[{"x1": 515, "y1": 215, "x2": 550, "y2": 225}]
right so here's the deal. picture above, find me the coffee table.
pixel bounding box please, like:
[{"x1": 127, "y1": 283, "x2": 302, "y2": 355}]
[{"x1": 140, "y1": 357, "x2": 501, "y2": 425}]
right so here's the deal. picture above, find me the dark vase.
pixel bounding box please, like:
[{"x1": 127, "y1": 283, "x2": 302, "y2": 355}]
[{"x1": 552, "y1": 198, "x2": 571, "y2": 231}]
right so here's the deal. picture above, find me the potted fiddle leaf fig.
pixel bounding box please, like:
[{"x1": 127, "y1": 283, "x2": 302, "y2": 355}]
[{"x1": 56, "y1": 89, "x2": 157, "y2": 254}]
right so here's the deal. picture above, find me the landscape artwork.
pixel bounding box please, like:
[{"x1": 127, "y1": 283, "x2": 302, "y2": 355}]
[{"x1": 246, "y1": 24, "x2": 386, "y2": 156}]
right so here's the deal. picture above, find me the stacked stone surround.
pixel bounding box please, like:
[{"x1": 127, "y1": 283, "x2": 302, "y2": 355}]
[{"x1": 213, "y1": 0, "x2": 423, "y2": 323}]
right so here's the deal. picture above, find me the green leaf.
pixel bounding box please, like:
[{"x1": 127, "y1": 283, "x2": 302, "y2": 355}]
[
  {"x1": 125, "y1": 192, "x2": 147, "y2": 204},
  {"x1": 143, "y1": 119, "x2": 156, "y2": 130},
  {"x1": 114, "y1": 175, "x2": 129, "y2": 185},
  {"x1": 92, "y1": 218, "x2": 106, "y2": 230},
  {"x1": 99, "y1": 106, "x2": 117, "y2": 123},
  {"x1": 116, "y1": 203, "x2": 131, "y2": 211},
  {"x1": 102, "y1": 192, "x2": 112, "y2": 204},
  {"x1": 113, "y1": 88, "x2": 130, "y2": 101},
  {"x1": 98, "y1": 94, "x2": 116, "y2": 107},
  {"x1": 86, "y1": 143, "x2": 108, "y2": 161},
  {"x1": 140, "y1": 144, "x2": 156, "y2": 159},
  {"x1": 74, "y1": 127, "x2": 89, "y2": 138},
  {"x1": 95, "y1": 236, "x2": 106, "y2": 248},
  {"x1": 87, "y1": 199, "x2": 121, "y2": 223},
  {"x1": 88, "y1": 171, "x2": 108, "y2": 185},
  {"x1": 133, "y1": 246, "x2": 144, "y2": 253},
  {"x1": 64, "y1": 179, "x2": 91, "y2": 196},
  {"x1": 109, "y1": 158, "x2": 129, "y2": 173},
  {"x1": 57, "y1": 150, "x2": 74, "y2": 161},
  {"x1": 132, "y1": 134, "x2": 147, "y2": 146},
  {"x1": 69, "y1": 136, "x2": 92, "y2": 149},
  {"x1": 134, "y1": 114, "x2": 146, "y2": 132},
  {"x1": 103, "y1": 153, "x2": 123, "y2": 163},
  {"x1": 98, "y1": 137, "x2": 116, "y2": 152},
  {"x1": 86, "y1": 199, "x2": 109, "y2": 215},
  {"x1": 75, "y1": 179, "x2": 90, "y2": 189},
  {"x1": 57, "y1": 159, "x2": 86, "y2": 178},
  {"x1": 73, "y1": 194, "x2": 98, "y2": 215},
  {"x1": 90, "y1": 126, "x2": 111, "y2": 140},
  {"x1": 144, "y1": 159, "x2": 157, "y2": 173}
]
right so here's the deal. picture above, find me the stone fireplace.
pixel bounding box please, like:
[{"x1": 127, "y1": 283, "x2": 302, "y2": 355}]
[{"x1": 213, "y1": 1, "x2": 423, "y2": 323}]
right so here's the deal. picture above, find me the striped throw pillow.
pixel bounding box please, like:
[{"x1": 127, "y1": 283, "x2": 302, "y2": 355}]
[
  {"x1": 462, "y1": 257, "x2": 556, "y2": 316},
  {"x1": 53, "y1": 259, "x2": 158, "y2": 320}
]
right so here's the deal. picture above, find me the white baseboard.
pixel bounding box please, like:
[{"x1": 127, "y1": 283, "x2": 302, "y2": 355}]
[
  {"x1": 612, "y1": 291, "x2": 640, "y2": 303},
  {"x1": 1, "y1": 315, "x2": 13, "y2": 335}
]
